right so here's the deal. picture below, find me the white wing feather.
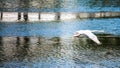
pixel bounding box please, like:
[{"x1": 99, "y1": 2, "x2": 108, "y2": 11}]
[
  {"x1": 84, "y1": 30, "x2": 101, "y2": 45},
  {"x1": 74, "y1": 30, "x2": 101, "y2": 45}
]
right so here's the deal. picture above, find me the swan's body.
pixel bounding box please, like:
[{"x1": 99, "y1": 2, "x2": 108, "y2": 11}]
[{"x1": 74, "y1": 30, "x2": 102, "y2": 45}]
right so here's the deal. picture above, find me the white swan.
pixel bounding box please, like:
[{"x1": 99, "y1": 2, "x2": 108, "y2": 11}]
[{"x1": 73, "y1": 30, "x2": 103, "y2": 45}]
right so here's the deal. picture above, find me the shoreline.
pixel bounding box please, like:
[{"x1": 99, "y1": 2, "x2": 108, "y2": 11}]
[{"x1": 0, "y1": 12, "x2": 120, "y2": 22}]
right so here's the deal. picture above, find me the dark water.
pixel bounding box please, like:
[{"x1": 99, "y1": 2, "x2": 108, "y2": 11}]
[
  {"x1": 0, "y1": 0, "x2": 120, "y2": 12},
  {"x1": 0, "y1": 36, "x2": 120, "y2": 68},
  {"x1": 0, "y1": 18, "x2": 120, "y2": 68}
]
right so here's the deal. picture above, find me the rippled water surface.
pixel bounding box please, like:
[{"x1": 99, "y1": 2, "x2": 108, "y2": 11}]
[
  {"x1": 0, "y1": 36, "x2": 120, "y2": 68},
  {"x1": 0, "y1": 0, "x2": 120, "y2": 12},
  {"x1": 0, "y1": 18, "x2": 120, "y2": 68},
  {"x1": 0, "y1": 0, "x2": 120, "y2": 68},
  {"x1": 0, "y1": 18, "x2": 120, "y2": 37}
]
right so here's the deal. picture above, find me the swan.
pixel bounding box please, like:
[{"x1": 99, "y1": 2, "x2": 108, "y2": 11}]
[{"x1": 73, "y1": 30, "x2": 102, "y2": 45}]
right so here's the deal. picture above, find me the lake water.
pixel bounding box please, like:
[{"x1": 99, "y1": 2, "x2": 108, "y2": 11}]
[
  {"x1": 0, "y1": 0, "x2": 120, "y2": 68},
  {"x1": 0, "y1": 36, "x2": 120, "y2": 68},
  {"x1": 0, "y1": 18, "x2": 120, "y2": 37},
  {"x1": 0, "y1": 18, "x2": 120, "y2": 68},
  {"x1": 0, "y1": 0, "x2": 120, "y2": 12}
]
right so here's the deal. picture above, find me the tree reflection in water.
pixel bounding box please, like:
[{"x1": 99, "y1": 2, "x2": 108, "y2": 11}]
[{"x1": 0, "y1": 34, "x2": 120, "y2": 67}]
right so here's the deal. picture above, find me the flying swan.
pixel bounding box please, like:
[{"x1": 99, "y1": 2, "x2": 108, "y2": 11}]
[{"x1": 73, "y1": 30, "x2": 103, "y2": 45}]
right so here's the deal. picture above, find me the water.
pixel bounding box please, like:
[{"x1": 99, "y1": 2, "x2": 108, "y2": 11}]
[
  {"x1": 0, "y1": 18, "x2": 120, "y2": 68},
  {"x1": 0, "y1": 18, "x2": 120, "y2": 37},
  {"x1": 0, "y1": 35, "x2": 120, "y2": 68},
  {"x1": 0, "y1": 0, "x2": 120, "y2": 12},
  {"x1": 0, "y1": 0, "x2": 120, "y2": 68}
]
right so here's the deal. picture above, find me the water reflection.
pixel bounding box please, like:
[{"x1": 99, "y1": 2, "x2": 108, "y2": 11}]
[
  {"x1": 0, "y1": 34, "x2": 120, "y2": 68},
  {"x1": 0, "y1": 0, "x2": 119, "y2": 12}
]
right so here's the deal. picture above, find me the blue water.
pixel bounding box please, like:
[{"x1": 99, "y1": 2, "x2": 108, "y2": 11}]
[
  {"x1": 0, "y1": 18, "x2": 120, "y2": 68},
  {"x1": 0, "y1": 0, "x2": 120, "y2": 68},
  {"x1": 0, "y1": 18, "x2": 120, "y2": 37},
  {"x1": 0, "y1": 0, "x2": 120, "y2": 12}
]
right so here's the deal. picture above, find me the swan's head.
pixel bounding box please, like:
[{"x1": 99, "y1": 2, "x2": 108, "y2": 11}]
[{"x1": 73, "y1": 32, "x2": 80, "y2": 37}]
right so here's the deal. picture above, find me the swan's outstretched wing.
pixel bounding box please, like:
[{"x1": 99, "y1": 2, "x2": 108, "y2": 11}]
[
  {"x1": 74, "y1": 30, "x2": 101, "y2": 45},
  {"x1": 84, "y1": 30, "x2": 101, "y2": 45}
]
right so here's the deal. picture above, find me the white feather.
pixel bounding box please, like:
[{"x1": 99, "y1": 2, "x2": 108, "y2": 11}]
[{"x1": 74, "y1": 30, "x2": 102, "y2": 45}]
